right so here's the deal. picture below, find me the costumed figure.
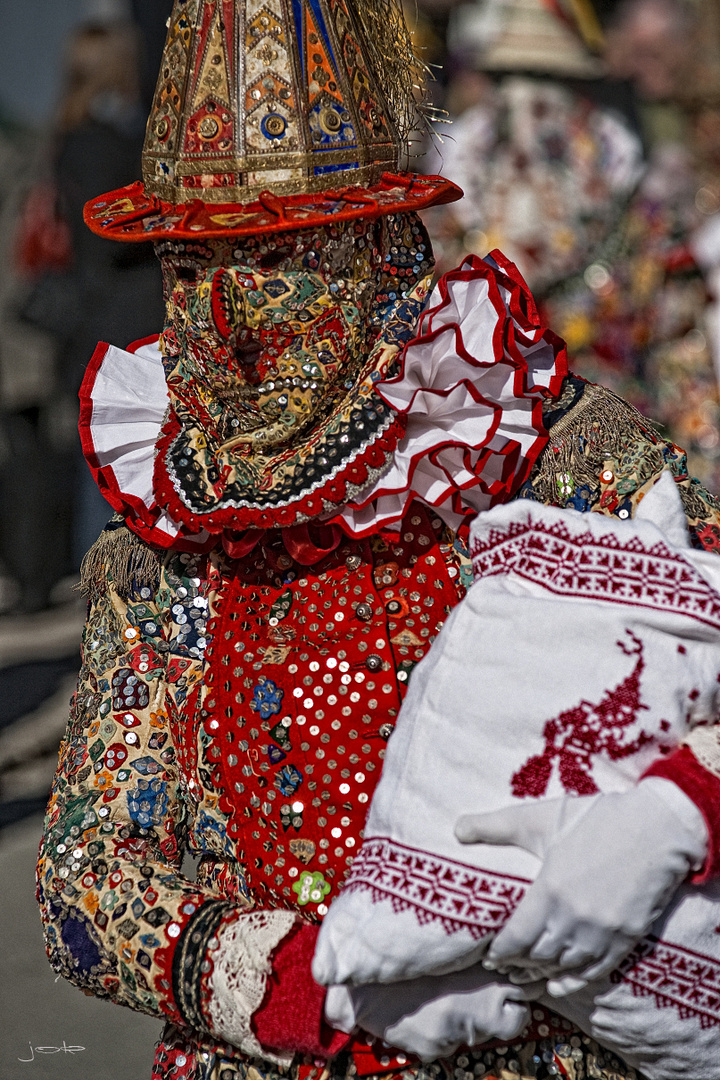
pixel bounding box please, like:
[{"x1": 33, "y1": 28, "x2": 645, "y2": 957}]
[
  {"x1": 427, "y1": 0, "x2": 720, "y2": 493},
  {"x1": 424, "y1": 0, "x2": 641, "y2": 289},
  {"x1": 543, "y1": 0, "x2": 720, "y2": 496},
  {"x1": 35, "y1": 2, "x2": 720, "y2": 1079}
]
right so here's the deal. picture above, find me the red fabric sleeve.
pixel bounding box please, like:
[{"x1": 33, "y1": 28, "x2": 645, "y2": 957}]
[
  {"x1": 252, "y1": 921, "x2": 351, "y2": 1059},
  {"x1": 643, "y1": 744, "x2": 720, "y2": 883}
]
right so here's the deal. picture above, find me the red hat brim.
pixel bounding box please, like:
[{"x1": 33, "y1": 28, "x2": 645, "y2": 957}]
[{"x1": 84, "y1": 172, "x2": 462, "y2": 242}]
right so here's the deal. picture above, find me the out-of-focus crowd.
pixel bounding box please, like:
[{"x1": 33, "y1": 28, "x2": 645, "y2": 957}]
[
  {"x1": 0, "y1": 0, "x2": 719, "y2": 613},
  {"x1": 0, "y1": 1, "x2": 170, "y2": 614},
  {"x1": 416, "y1": 0, "x2": 720, "y2": 511}
]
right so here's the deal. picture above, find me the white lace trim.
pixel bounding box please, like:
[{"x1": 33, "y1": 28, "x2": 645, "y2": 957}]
[
  {"x1": 206, "y1": 909, "x2": 298, "y2": 1065},
  {"x1": 684, "y1": 726, "x2": 720, "y2": 780}
]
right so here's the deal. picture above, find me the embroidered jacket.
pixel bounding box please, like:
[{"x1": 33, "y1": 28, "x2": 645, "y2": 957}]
[{"x1": 37, "y1": 373, "x2": 720, "y2": 1080}]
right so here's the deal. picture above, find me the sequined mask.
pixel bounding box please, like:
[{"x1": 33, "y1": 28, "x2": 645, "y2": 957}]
[
  {"x1": 153, "y1": 213, "x2": 435, "y2": 533},
  {"x1": 159, "y1": 223, "x2": 382, "y2": 450}
]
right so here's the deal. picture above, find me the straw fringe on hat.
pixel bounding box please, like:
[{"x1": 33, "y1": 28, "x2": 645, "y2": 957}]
[{"x1": 84, "y1": 0, "x2": 461, "y2": 240}]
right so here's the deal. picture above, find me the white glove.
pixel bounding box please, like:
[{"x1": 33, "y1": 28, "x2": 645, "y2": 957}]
[
  {"x1": 590, "y1": 989, "x2": 719, "y2": 1079},
  {"x1": 324, "y1": 965, "x2": 536, "y2": 1062},
  {"x1": 455, "y1": 778, "x2": 708, "y2": 997}
]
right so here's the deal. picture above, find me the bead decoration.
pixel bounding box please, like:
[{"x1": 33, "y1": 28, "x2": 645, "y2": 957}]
[{"x1": 203, "y1": 504, "x2": 465, "y2": 911}]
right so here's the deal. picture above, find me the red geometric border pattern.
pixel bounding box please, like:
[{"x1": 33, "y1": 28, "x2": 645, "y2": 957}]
[
  {"x1": 341, "y1": 835, "x2": 529, "y2": 938},
  {"x1": 613, "y1": 937, "x2": 720, "y2": 1029},
  {"x1": 344, "y1": 836, "x2": 720, "y2": 1029},
  {"x1": 470, "y1": 516, "x2": 720, "y2": 631}
]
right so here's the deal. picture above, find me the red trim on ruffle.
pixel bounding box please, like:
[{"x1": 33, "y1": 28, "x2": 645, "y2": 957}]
[
  {"x1": 339, "y1": 407, "x2": 536, "y2": 528},
  {"x1": 330, "y1": 253, "x2": 568, "y2": 537},
  {"x1": 79, "y1": 338, "x2": 214, "y2": 552},
  {"x1": 643, "y1": 745, "x2": 720, "y2": 883},
  {"x1": 252, "y1": 922, "x2": 349, "y2": 1059},
  {"x1": 151, "y1": 406, "x2": 406, "y2": 533},
  {"x1": 126, "y1": 334, "x2": 165, "y2": 355},
  {"x1": 380, "y1": 251, "x2": 567, "y2": 408}
]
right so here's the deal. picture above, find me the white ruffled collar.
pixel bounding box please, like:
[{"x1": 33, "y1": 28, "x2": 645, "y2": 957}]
[{"x1": 80, "y1": 253, "x2": 567, "y2": 550}]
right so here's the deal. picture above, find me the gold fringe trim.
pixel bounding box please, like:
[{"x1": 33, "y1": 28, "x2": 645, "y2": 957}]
[
  {"x1": 532, "y1": 383, "x2": 659, "y2": 504},
  {"x1": 78, "y1": 524, "x2": 162, "y2": 604},
  {"x1": 355, "y1": 0, "x2": 435, "y2": 149}
]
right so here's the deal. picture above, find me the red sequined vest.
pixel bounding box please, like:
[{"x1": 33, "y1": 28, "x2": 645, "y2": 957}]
[{"x1": 202, "y1": 504, "x2": 467, "y2": 916}]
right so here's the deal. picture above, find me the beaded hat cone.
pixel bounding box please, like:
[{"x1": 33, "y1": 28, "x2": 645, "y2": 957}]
[{"x1": 84, "y1": 0, "x2": 461, "y2": 240}]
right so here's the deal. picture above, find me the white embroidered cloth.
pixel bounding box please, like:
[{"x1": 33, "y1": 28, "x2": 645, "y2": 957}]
[{"x1": 313, "y1": 474, "x2": 720, "y2": 1079}]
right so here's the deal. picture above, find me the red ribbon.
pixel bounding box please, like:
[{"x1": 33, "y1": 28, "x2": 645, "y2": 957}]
[{"x1": 221, "y1": 522, "x2": 342, "y2": 566}]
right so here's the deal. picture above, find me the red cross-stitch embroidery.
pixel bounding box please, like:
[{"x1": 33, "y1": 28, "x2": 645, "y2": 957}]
[
  {"x1": 342, "y1": 837, "x2": 720, "y2": 1029},
  {"x1": 342, "y1": 835, "x2": 529, "y2": 937},
  {"x1": 512, "y1": 632, "x2": 654, "y2": 797},
  {"x1": 470, "y1": 516, "x2": 720, "y2": 631},
  {"x1": 613, "y1": 936, "x2": 720, "y2": 1029}
]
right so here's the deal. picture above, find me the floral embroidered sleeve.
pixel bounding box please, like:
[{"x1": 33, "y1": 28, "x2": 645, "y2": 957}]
[
  {"x1": 522, "y1": 375, "x2": 720, "y2": 876},
  {"x1": 35, "y1": 528, "x2": 334, "y2": 1060}
]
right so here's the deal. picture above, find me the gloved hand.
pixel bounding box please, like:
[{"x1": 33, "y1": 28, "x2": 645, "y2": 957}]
[
  {"x1": 324, "y1": 965, "x2": 536, "y2": 1061},
  {"x1": 455, "y1": 778, "x2": 708, "y2": 997},
  {"x1": 590, "y1": 988, "x2": 719, "y2": 1079}
]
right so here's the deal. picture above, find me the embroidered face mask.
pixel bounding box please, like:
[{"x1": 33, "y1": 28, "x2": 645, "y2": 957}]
[
  {"x1": 160, "y1": 223, "x2": 381, "y2": 449},
  {"x1": 153, "y1": 212, "x2": 435, "y2": 532}
]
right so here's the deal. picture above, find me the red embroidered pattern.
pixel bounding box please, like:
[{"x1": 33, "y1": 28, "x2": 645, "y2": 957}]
[
  {"x1": 345, "y1": 838, "x2": 720, "y2": 1029},
  {"x1": 471, "y1": 517, "x2": 720, "y2": 630},
  {"x1": 512, "y1": 632, "x2": 653, "y2": 797},
  {"x1": 341, "y1": 836, "x2": 529, "y2": 937},
  {"x1": 613, "y1": 937, "x2": 720, "y2": 1029}
]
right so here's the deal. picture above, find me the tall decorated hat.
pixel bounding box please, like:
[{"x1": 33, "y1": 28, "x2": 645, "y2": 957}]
[{"x1": 84, "y1": 0, "x2": 461, "y2": 240}]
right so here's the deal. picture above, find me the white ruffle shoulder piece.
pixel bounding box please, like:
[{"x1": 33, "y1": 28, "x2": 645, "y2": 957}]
[
  {"x1": 340, "y1": 252, "x2": 567, "y2": 535},
  {"x1": 80, "y1": 252, "x2": 566, "y2": 548},
  {"x1": 80, "y1": 337, "x2": 211, "y2": 550}
]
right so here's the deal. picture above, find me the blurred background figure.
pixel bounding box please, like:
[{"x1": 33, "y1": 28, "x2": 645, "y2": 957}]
[
  {"x1": 0, "y1": 0, "x2": 171, "y2": 871},
  {"x1": 604, "y1": 0, "x2": 696, "y2": 106},
  {"x1": 16, "y1": 19, "x2": 164, "y2": 591},
  {"x1": 421, "y1": 0, "x2": 643, "y2": 287},
  {"x1": 5, "y1": 11, "x2": 165, "y2": 613},
  {"x1": 418, "y1": 0, "x2": 720, "y2": 496}
]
